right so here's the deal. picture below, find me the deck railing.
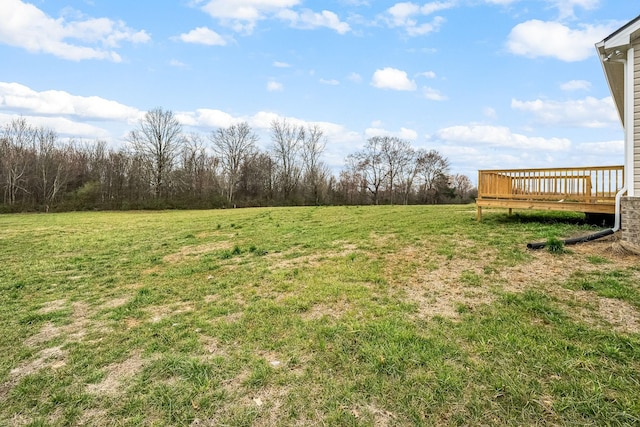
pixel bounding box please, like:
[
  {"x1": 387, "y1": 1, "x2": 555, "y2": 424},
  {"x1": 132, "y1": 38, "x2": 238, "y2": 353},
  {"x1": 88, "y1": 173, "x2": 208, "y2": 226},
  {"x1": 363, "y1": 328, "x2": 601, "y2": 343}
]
[{"x1": 476, "y1": 166, "x2": 624, "y2": 219}]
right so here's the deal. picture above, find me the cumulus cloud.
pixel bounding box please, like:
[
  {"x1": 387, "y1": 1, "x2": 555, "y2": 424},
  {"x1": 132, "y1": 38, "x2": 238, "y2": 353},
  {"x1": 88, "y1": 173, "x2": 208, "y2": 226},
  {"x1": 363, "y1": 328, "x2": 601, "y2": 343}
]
[
  {"x1": 176, "y1": 109, "x2": 238, "y2": 128},
  {"x1": 506, "y1": 20, "x2": 615, "y2": 62},
  {"x1": 176, "y1": 27, "x2": 226, "y2": 46},
  {"x1": 422, "y1": 86, "x2": 447, "y2": 101},
  {"x1": 371, "y1": 67, "x2": 417, "y2": 91},
  {"x1": 348, "y1": 72, "x2": 363, "y2": 83},
  {"x1": 267, "y1": 81, "x2": 284, "y2": 92},
  {"x1": 198, "y1": 0, "x2": 348, "y2": 34},
  {"x1": 418, "y1": 71, "x2": 437, "y2": 79},
  {"x1": 277, "y1": 9, "x2": 351, "y2": 34},
  {"x1": 483, "y1": 107, "x2": 497, "y2": 119},
  {"x1": 365, "y1": 126, "x2": 418, "y2": 140},
  {"x1": 273, "y1": 61, "x2": 291, "y2": 68},
  {"x1": 435, "y1": 124, "x2": 571, "y2": 151},
  {"x1": 0, "y1": 0, "x2": 150, "y2": 61},
  {"x1": 383, "y1": 1, "x2": 453, "y2": 36},
  {"x1": 0, "y1": 82, "x2": 142, "y2": 123},
  {"x1": 576, "y1": 140, "x2": 623, "y2": 155},
  {"x1": 553, "y1": 0, "x2": 599, "y2": 20},
  {"x1": 320, "y1": 78, "x2": 340, "y2": 85},
  {"x1": 0, "y1": 112, "x2": 111, "y2": 139},
  {"x1": 199, "y1": 0, "x2": 300, "y2": 33},
  {"x1": 511, "y1": 96, "x2": 619, "y2": 128},
  {"x1": 560, "y1": 80, "x2": 591, "y2": 91}
]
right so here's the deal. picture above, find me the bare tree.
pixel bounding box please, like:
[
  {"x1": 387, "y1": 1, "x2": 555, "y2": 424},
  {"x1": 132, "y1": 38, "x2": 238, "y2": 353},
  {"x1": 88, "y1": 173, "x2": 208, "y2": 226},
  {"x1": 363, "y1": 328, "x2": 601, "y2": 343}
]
[
  {"x1": 128, "y1": 108, "x2": 184, "y2": 198},
  {"x1": 380, "y1": 136, "x2": 413, "y2": 204},
  {"x1": 347, "y1": 136, "x2": 388, "y2": 205},
  {"x1": 1, "y1": 118, "x2": 34, "y2": 206},
  {"x1": 34, "y1": 127, "x2": 69, "y2": 209},
  {"x1": 416, "y1": 149, "x2": 450, "y2": 204},
  {"x1": 301, "y1": 124, "x2": 327, "y2": 205},
  {"x1": 451, "y1": 173, "x2": 473, "y2": 201},
  {"x1": 210, "y1": 122, "x2": 258, "y2": 206},
  {"x1": 271, "y1": 118, "x2": 304, "y2": 201}
]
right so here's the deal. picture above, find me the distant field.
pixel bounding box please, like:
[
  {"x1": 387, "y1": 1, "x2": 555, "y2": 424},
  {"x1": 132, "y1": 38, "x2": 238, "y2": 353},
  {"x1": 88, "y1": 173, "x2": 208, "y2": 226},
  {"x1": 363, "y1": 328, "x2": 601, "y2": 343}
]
[{"x1": 1, "y1": 205, "x2": 639, "y2": 426}]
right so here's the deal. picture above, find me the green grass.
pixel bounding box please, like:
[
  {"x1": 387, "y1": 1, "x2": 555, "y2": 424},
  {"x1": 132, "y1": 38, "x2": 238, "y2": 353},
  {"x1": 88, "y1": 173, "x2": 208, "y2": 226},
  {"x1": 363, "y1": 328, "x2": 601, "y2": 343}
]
[{"x1": 0, "y1": 206, "x2": 639, "y2": 426}]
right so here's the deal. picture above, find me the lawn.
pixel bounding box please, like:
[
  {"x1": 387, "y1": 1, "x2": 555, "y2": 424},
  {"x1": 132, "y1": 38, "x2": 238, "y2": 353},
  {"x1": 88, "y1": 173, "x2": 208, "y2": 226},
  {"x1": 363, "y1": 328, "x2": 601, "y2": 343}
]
[{"x1": 0, "y1": 205, "x2": 639, "y2": 426}]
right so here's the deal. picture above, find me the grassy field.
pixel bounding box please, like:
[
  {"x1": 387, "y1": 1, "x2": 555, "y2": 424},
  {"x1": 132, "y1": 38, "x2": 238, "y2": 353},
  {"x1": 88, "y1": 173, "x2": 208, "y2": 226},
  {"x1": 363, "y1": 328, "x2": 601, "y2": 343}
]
[{"x1": 1, "y1": 205, "x2": 639, "y2": 426}]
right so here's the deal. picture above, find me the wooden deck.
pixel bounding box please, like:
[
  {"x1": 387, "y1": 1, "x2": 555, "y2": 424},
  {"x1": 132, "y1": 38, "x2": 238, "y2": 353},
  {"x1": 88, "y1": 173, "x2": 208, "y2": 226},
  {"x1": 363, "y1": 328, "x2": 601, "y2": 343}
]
[{"x1": 476, "y1": 166, "x2": 624, "y2": 220}]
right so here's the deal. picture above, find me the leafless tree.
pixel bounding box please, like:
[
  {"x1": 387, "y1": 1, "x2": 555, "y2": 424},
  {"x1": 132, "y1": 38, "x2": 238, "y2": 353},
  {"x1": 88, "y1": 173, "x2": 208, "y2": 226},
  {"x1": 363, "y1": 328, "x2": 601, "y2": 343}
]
[
  {"x1": 347, "y1": 136, "x2": 388, "y2": 205},
  {"x1": 451, "y1": 173, "x2": 474, "y2": 201},
  {"x1": 301, "y1": 124, "x2": 327, "y2": 205},
  {"x1": 210, "y1": 122, "x2": 258, "y2": 206},
  {"x1": 416, "y1": 149, "x2": 450, "y2": 204},
  {"x1": 271, "y1": 118, "x2": 304, "y2": 201},
  {"x1": 34, "y1": 127, "x2": 69, "y2": 209},
  {"x1": 379, "y1": 136, "x2": 413, "y2": 204},
  {"x1": 128, "y1": 108, "x2": 184, "y2": 198},
  {"x1": 1, "y1": 118, "x2": 34, "y2": 205}
]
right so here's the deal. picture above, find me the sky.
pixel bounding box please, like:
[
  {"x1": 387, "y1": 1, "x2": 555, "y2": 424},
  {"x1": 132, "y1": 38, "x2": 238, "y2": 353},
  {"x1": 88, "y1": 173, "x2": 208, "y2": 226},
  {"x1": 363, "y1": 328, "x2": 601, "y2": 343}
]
[{"x1": 1, "y1": 0, "x2": 639, "y2": 181}]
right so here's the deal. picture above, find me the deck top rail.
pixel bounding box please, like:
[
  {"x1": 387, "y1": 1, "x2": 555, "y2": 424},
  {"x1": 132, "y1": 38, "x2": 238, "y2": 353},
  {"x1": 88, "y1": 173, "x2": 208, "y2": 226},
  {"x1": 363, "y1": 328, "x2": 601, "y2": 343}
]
[{"x1": 476, "y1": 165, "x2": 624, "y2": 219}]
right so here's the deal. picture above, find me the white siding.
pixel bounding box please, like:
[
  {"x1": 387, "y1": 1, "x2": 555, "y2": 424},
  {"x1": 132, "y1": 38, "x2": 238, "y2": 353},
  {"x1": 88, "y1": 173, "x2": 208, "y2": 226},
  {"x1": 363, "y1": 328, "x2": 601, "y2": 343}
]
[{"x1": 634, "y1": 43, "x2": 640, "y2": 194}]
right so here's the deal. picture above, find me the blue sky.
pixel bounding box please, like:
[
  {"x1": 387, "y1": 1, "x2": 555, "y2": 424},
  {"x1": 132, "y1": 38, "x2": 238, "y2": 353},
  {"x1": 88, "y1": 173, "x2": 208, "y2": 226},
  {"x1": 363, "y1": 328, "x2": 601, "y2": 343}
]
[{"x1": 1, "y1": 0, "x2": 638, "y2": 181}]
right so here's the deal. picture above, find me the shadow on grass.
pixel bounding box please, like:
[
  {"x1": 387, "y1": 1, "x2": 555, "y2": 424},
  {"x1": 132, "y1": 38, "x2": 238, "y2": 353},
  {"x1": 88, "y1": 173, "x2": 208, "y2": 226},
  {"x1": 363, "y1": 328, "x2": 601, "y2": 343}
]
[{"x1": 483, "y1": 210, "x2": 616, "y2": 226}]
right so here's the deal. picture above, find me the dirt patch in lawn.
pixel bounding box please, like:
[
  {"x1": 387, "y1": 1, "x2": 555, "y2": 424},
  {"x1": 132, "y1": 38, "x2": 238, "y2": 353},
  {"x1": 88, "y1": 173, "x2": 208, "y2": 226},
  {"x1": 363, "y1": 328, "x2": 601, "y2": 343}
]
[
  {"x1": 145, "y1": 302, "x2": 194, "y2": 323},
  {"x1": 389, "y1": 236, "x2": 640, "y2": 322},
  {"x1": 164, "y1": 242, "x2": 234, "y2": 264},
  {"x1": 267, "y1": 245, "x2": 360, "y2": 271},
  {"x1": 300, "y1": 298, "x2": 352, "y2": 321},
  {"x1": 86, "y1": 352, "x2": 147, "y2": 396},
  {"x1": 38, "y1": 299, "x2": 66, "y2": 314}
]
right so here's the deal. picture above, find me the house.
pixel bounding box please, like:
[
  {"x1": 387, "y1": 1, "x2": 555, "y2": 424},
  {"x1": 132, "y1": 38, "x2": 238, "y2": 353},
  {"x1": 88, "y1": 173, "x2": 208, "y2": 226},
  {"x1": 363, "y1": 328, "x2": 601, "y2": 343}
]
[
  {"x1": 475, "y1": 15, "x2": 640, "y2": 254},
  {"x1": 596, "y1": 14, "x2": 640, "y2": 253}
]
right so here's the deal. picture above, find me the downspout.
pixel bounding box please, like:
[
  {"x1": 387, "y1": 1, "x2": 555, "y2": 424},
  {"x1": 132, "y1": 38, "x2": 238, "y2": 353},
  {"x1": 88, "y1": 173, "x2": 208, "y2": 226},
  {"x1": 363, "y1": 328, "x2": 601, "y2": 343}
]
[
  {"x1": 527, "y1": 48, "x2": 632, "y2": 250},
  {"x1": 612, "y1": 45, "x2": 634, "y2": 232}
]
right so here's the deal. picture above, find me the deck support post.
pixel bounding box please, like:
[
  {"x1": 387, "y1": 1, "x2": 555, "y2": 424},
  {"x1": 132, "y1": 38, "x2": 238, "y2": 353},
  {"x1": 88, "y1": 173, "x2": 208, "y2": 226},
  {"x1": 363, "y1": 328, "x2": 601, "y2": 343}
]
[{"x1": 476, "y1": 205, "x2": 482, "y2": 221}]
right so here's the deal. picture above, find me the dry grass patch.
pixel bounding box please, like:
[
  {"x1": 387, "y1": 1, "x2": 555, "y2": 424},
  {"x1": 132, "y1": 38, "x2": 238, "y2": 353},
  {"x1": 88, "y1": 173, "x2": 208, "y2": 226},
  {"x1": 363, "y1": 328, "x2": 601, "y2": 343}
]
[
  {"x1": 387, "y1": 236, "x2": 640, "y2": 323},
  {"x1": 86, "y1": 352, "x2": 148, "y2": 396},
  {"x1": 300, "y1": 298, "x2": 352, "y2": 321},
  {"x1": 38, "y1": 299, "x2": 66, "y2": 314},
  {"x1": 145, "y1": 302, "x2": 194, "y2": 323},
  {"x1": 163, "y1": 241, "x2": 234, "y2": 264}
]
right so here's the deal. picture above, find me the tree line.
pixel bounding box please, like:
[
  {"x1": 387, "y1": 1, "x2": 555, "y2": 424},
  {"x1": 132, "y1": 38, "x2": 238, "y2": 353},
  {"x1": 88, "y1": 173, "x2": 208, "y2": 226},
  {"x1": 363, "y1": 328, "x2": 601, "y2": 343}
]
[{"x1": 0, "y1": 108, "x2": 475, "y2": 212}]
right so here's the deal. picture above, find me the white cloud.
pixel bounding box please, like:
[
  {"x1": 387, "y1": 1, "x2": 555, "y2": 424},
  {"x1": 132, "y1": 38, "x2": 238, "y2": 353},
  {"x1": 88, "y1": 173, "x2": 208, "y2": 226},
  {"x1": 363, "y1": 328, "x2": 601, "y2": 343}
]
[
  {"x1": 560, "y1": 80, "x2": 591, "y2": 91},
  {"x1": 348, "y1": 72, "x2": 363, "y2": 83},
  {"x1": 177, "y1": 27, "x2": 226, "y2": 46},
  {"x1": 199, "y1": 0, "x2": 349, "y2": 34},
  {"x1": 371, "y1": 67, "x2": 417, "y2": 91},
  {"x1": 365, "y1": 126, "x2": 418, "y2": 140},
  {"x1": 169, "y1": 59, "x2": 188, "y2": 68},
  {"x1": 277, "y1": 9, "x2": 351, "y2": 34},
  {"x1": 320, "y1": 78, "x2": 340, "y2": 85},
  {"x1": 267, "y1": 81, "x2": 284, "y2": 92},
  {"x1": 553, "y1": 0, "x2": 599, "y2": 20},
  {"x1": 511, "y1": 96, "x2": 619, "y2": 128},
  {"x1": 0, "y1": 82, "x2": 142, "y2": 123},
  {"x1": 418, "y1": 71, "x2": 437, "y2": 79},
  {"x1": 506, "y1": 20, "x2": 615, "y2": 62},
  {"x1": 0, "y1": 0, "x2": 149, "y2": 61},
  {"x1": 435, "y1": 124, "x2": 571, "y2": 151},
  {"x1": 483, "y1": 107, "x2": 497, "y2": 119},
  {"x1": 273, "y1": 61, "x2": 291, "y2": 68},
  {"x1": 483, "y1": 0, "x2": 518, "y2": 5},
  {"x1": 383, "y1": 2, "x2": 452, "y2": 36},
  {"x1": 422, "y1": 86, "x2": 447, "y2": 101},
  {"x1": 576, "y1": 140, "x2": 623, "y2": 155},
  {"x1": 0, "y1": 112, "x2": 110, "y2": 139}
]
